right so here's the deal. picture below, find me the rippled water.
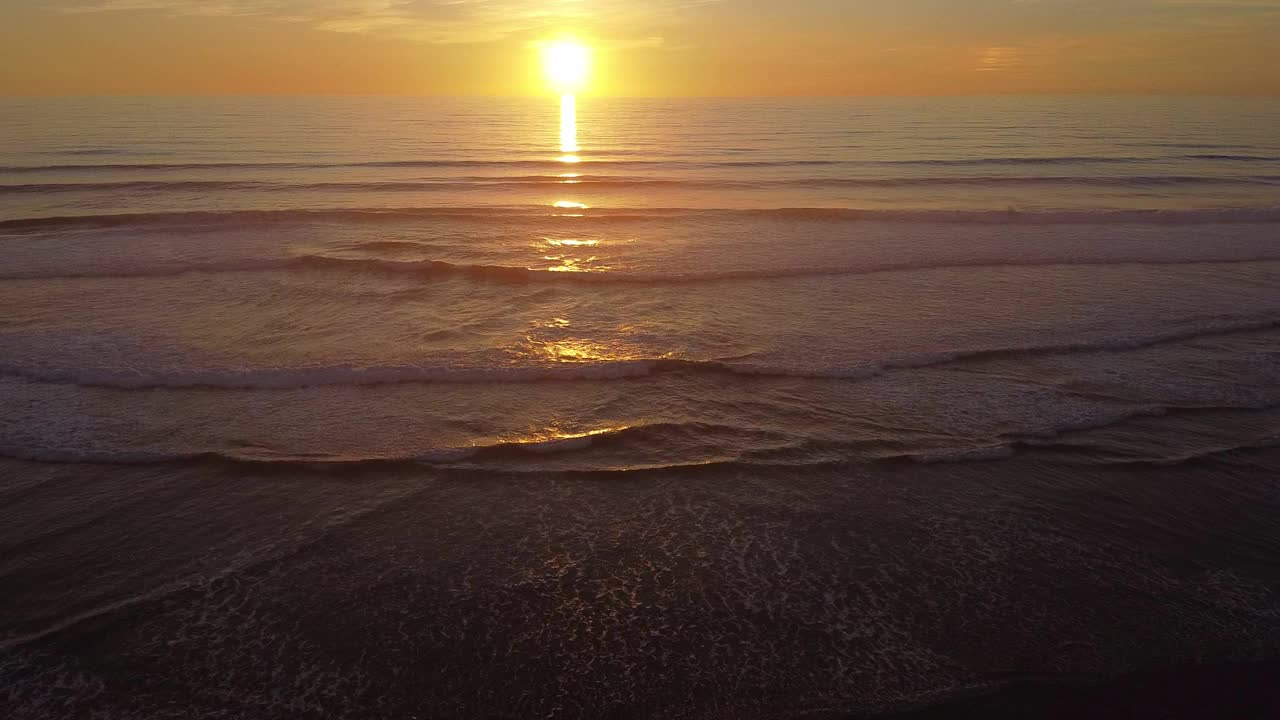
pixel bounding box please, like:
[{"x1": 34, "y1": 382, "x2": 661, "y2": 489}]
[
  {"x1": 2, "y1": 97, "x2": 1280, "y2": 719},
  {"x1": 5, "y1": 96, "x2": 1280, "y2": 216}
]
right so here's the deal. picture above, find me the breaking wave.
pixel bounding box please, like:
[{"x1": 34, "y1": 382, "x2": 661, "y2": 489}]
[
  {"x1": 5, "y1": 205, "x2": 1280, "y2": 234},
  {"x1": 4, "y1": 406, "x2": 1277, "y2": 470},
  {"x1": 3, "y1": 253, "x2": 1279, "y2": 284},
  {"x1": 3, "y1": 313, "x2": 1277, "y2": 390},
  {"x1": 0, "y1": 421, "x2": 751, "y2": 467}
]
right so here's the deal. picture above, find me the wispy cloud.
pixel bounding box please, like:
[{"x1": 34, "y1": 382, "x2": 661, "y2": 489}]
[
  {"x1": 975, "y1": 46, "x2": 1025, "y2": 72},
  {"x1": 60, "y1": 0, "x2": 721, "y2": 43}
]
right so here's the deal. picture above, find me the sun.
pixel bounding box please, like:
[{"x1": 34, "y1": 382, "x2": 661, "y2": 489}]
[{"x1": 543, "y1": 41, "x2": 590, "y2": 91}]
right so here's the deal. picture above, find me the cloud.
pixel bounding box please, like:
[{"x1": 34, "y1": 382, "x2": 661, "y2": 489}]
[
  {"x1": 975, "y1": 46, "x2": 1024, "y2": 72},
  {"x1": 59, "y1": 0, "x2": 720, "y2": 44}
]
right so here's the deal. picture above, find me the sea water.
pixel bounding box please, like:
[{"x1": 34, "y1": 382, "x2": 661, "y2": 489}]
[{"x1": 2, "y1": 96, "x2": 1279, "y2": 718}]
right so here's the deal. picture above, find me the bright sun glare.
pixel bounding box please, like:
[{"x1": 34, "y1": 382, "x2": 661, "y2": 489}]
[{"x1": 543, "y1": 42, "x2": 590, "y2": 91}]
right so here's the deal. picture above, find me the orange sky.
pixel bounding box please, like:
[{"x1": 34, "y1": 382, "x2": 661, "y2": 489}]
[{"x1": 3, "y1": 1, "x2": 1279, "y2": 96}]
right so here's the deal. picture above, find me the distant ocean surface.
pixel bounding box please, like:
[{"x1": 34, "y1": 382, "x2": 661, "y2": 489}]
[{"x1": 2, "y1": 96, "x2": 1280, "y2": 718}]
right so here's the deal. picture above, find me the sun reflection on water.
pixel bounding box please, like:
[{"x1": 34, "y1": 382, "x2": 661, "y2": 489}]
[
  {"x1": 559, "y1": 94, "x2": 579, "y2": 154},
  {"x1": 536, "y1": 338, "x2": 615, "y2": 360},
  {"x1": 551, "y1": 199, "x2": 588, "y2": 216},
  {"x1": 542, "y1": 254, "x2": 602, "y2": 272},
  {"x1": 555, "y1": 94, "x2": 587, "y2": 213},
  {"x1": 533, "y1": 236, "x2": 606, "y2": 272},
  {"x1": 518, "y1": 328, "x2": 656, "y2": 364},
  {"x1": 498, "y1": 424, "x2": 631, "y2": 453}
]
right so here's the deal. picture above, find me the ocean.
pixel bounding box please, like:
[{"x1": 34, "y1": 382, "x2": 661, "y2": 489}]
[{"x1": 2, "y1": 96, "x2": 1280, "y2": 718}]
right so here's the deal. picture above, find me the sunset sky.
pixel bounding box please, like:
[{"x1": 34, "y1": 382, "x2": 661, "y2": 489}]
[{"x1": 3, "y1": 0, "x2": 1279, "y2": 96}]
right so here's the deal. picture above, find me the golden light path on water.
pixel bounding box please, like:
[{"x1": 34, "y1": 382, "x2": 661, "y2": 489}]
[
  {"x1": 560, "y1": 94, "x2": 579, "y2": 154},
  {"x1": 508, "y1": 75, "x2": 658, "y2": 450},
  {"x1": 553, "y1": 94, "x2": 589, "y2": 222}
]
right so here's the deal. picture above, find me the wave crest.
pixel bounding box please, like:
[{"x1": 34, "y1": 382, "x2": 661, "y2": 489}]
[
  {"x1": 4, "y1": 205, "x2": 1280, "y2": 235},
  {"x1": 5, "y1": 174, "x2": 1277, "y2": 196},
  {"x1": 4, "y1": 252, "x2": 1280, "y2": 285},
  {"x1": 3, "y1": 313, "x2": 1277, "y2": 390}
]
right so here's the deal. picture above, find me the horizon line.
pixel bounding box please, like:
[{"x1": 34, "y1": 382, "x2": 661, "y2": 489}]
[{"x1": 4, "y1": 92, "x2": 1280, "y2": 100}]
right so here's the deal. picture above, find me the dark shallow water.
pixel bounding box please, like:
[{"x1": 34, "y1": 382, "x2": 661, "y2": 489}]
[
  {"x1": 2, "y1": 97, "x2": 1280, "y2": 718},
  {"x1": 4, "y1": 450, "x2": 1280, "y2": 718}
]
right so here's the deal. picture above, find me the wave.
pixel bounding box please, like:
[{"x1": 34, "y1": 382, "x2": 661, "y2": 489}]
[
  {"x1": 4, "y1": 252, "x2": 1280, "y2": 285},
  {"x1": 3, "y1": 313, "x2": 1278, "y2": 391},
  {"x1": 880, "y1": 154, "x2": 1280, "y2": 166},
  {"x1": 4, "y1": 405, "x2": 1278, "y2": 472},
  {"x1": 4, "y1": 153, "x2": 1276, "y2": 175},
  {"x1": 1005, "y1": 419, "x2": 1280, "y2": 469},
  {"x1": 38, "y1": 148, "x2": 124, "y2": 157},
  {"x1": 738, "y1": 206, "x2": 1280, "y2": 224},
  {"x1": 0, "y1": 159, "x2": 850, "y2": 174},
  {"x1": 0, "y1": 357, "x2": 686, "y2": 389},
  {"x1": 1184, "y1": 154, "x2": 1280, "y2": 162},
  {"x1": 5, "y1": 174, "x2": 1278, "y2": 195},
  {"x1": 865, "y1": 156, "x2": 1145, "y2": 166},
  {"x1": 0, "y1": 178, "x2": 695, "y2": 195},
  {"x1": 0, "y1": 421, "x2": 750, "y2": 468},
  {"x1": 836, "y1": 401, "x2": 1280, "y2": 466},
  {"x1": 787, "y1": 175, "x2": 1280, "y2": 188},
  {"x1": 1123, "y1": 142, "x2": 1259, "y2": 150},
  {"x1": 0, "y1": 160, "x2": 563, "y2": 173},
  {"x1": 5, "y1": 205, "x2": 1280, "y2": 234},
  {"x1": 1069, "y1": 437, "x2": 1280, "y2": 468},
  {"x1": 0, "y1": 180, "x2": 268, "y2": 194},
  {"x1": 863, "y1": 154, "x2": 1274, "y2": 166}
]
